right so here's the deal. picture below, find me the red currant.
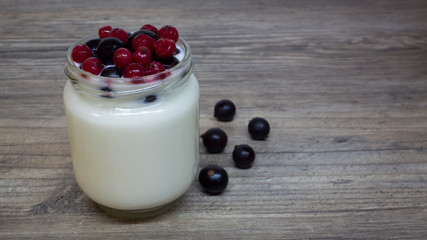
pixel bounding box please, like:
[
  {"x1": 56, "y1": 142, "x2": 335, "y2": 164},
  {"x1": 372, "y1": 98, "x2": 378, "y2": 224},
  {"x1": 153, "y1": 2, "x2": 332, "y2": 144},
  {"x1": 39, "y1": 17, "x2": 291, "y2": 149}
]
[
  {"x1": 81, "y1": 57, "x2": 103, "y2": 75},
  {"x1": 110, "y1": 28, "x2": 128, "y2": 44},
  {"x1": 123, "y1": 63, "x2": 145, "y2": 78},
  {"x1": 140, "y1": 24, "x2": 158, "y2": 34},
  {"x1": 145, "y1": 61, "x2": 166, "y2": 76},
  {"x1": 132, "y1": 46, "x2": 152, "y2": 65},
  {"x1": 71, "y1": 44, "x2": 92, "y2": 63},
  {"x1": 131, "y1": 34, "x2": 155, "y2": 52},
  {"x1": 113, "y1": 48, "x2": 132, "y2": 69},
  {"x1": 158, "y1": 25, "x2": 179, "y2": 42},
  {"x1": 98, "y1": 25, "x2": 113, "y2": 38},
  {"x1": 154, "y1": 38, "x2": 176, "y2": 59}
]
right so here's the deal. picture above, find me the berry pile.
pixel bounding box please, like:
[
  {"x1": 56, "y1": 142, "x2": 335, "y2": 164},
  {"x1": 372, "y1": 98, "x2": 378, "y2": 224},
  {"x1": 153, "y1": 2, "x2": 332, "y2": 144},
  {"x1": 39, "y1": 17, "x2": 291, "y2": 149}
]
[
  {"x1": 198, "y1": 99, "x2": 271, "y2": 195},
  {"x1": 71, "y1": 24, "x2": 181, "y2": 81}
]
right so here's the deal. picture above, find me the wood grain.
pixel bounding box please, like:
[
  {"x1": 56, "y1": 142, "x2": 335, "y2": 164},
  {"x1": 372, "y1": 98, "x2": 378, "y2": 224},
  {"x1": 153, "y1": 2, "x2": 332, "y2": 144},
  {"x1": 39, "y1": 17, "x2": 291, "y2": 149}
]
[{"x1": 1, "y1": 0, "x2": 426, "y2": 239}]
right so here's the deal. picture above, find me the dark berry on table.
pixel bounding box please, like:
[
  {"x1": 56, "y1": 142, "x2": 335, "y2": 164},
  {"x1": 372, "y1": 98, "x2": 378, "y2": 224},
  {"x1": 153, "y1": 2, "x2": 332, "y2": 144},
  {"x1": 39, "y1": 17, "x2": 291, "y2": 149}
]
[
  {"x1": 123, "y1": 63, "x2": 145, "y2": 78},
  {"x1": 81, "y1": 57, "x2": 103, "y2": 75},
  {"x1": 248, "y1": 117, "x2": 270, "y2": 140},
  {"x1": 154, "y1": 38, "x2": 176, "y2": 59},
  {"x1": 201, "y1": 128, "x2": 228, "y2": 153},
  {"x1": 131, "y1": 33, "x2": 156, "y2": 52},
  {"x1": 100, "y1": 67, "x2": 123, "y2": 78},
  {"x1": 232, "y1": 144, "x2": 256, "y2": 169},
  {"x1": 85, "y1": 38, "x2": 102, "y2": 57},
  {"x1": 198, "y1": 164, "x2": 229, "y2": 195},
  {"x1": 140, "y1": 24, "x2": 158, "y2": 34},
  {"x1": 132, "y1": 46, "x2": 152, "y2": 65},
  {"x1": 156, "y1": 56, "x2": 179, "y2": 69},
  {"x1": 158, "y1": 25, "x2": 179, "y2": 42},
  {"x1": 113, "y1": 47, "x2": 132, "y2": 69},
  {"x1": 96, "y1": 37, "x2": 124, "y2": 65},
  {"x1": 214, "y1": 99, "x2": 236, "y2": 122},
  {"x1": 145, "y1": 61, "x2": 165, "y2": 76},
  {"x1": 144, "y1": 95, "x2": 157, "y2": 103},
  {"x1": 98, "y1": 25, "x2": 113, "y2": 38},
  {"x1": 71, "y1": 44, "x2": 92, "y2": 63},
  {"x1": 110, "y1": 28, "x2": 128, "y2": 45}
]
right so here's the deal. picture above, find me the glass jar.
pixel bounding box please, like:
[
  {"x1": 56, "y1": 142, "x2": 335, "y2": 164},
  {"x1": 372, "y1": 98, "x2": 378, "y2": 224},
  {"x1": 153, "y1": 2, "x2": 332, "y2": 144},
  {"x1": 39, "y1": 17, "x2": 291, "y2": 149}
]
[{"x1": 63, "y1": 33, "x2": 199, "y2": 218}]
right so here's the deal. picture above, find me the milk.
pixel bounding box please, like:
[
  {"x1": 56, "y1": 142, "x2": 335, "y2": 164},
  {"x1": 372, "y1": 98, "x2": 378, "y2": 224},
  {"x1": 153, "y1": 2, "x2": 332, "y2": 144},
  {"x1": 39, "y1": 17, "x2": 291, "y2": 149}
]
[{"x1": 63, "y1": 74, "x2": 199, "y2": 211}]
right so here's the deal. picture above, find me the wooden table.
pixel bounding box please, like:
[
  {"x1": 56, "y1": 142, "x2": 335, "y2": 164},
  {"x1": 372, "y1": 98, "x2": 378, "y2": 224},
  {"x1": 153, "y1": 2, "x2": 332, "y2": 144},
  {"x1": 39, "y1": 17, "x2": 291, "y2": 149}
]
[{"x1": 1, "y1": 0, "x2": 426, "y2": 239}]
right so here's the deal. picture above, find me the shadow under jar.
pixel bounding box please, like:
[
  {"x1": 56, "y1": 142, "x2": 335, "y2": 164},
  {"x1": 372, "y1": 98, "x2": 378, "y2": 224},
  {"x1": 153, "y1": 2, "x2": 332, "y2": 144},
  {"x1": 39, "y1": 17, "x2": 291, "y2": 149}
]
[{"x1": 63, "y1": 33, "x2": 199, "y2": 219}]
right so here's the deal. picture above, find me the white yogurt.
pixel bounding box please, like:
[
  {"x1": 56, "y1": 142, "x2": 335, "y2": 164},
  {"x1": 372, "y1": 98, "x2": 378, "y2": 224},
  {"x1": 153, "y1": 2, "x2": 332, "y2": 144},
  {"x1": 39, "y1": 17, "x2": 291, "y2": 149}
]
[{"x1": 63, "y1": 36, "x2": 199, "y2": 212}]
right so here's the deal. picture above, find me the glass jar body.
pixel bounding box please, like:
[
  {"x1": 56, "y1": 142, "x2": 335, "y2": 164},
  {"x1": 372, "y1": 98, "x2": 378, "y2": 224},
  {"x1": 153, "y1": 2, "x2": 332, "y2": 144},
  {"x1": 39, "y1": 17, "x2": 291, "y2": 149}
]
[{"x1": 63, "y1": 35, "x2": 199, "y2": 217}]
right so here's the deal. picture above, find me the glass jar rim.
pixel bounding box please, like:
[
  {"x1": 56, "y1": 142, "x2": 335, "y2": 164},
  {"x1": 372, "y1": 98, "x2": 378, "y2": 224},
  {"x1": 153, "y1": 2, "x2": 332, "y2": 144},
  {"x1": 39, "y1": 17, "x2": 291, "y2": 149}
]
[{"x1": 64, "y1": 31, "x2": 193, "y2": 97}]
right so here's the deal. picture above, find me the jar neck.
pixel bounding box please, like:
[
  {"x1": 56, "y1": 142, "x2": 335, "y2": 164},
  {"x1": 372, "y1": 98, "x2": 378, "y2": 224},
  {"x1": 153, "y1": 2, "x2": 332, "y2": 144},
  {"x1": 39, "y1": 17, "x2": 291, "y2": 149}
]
[{"x1": 64, "y1": 34, "x2": 193, "y2": 99}]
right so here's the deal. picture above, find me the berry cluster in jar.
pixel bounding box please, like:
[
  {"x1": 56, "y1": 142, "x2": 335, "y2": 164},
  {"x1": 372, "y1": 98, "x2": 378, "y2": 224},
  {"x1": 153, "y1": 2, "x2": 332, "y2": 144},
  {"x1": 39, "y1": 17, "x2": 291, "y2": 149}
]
[{"x1": 71, "y1": 24, "x2": 181, "y2": 82}]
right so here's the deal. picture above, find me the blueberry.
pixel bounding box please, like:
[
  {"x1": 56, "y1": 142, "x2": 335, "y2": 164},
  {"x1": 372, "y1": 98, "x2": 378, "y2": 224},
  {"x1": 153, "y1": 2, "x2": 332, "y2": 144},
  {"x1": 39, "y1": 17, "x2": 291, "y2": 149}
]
[
  {"x1": 100, "y1": 86, "x2": 113, "y2": 98},
  {"x1": 155, "y1": 57, "x2": 179, "y2": 69},
  {"x1": 201, "y1": 128, "x2": 228, "y2": 153},
  {"x1": 144, "y1": 95, "x2": 157, "y2": 103},
  {"x1": 85, "y1": 38, "x2": 102, "y2": 56},
  {"x1": 248, "y1": 117, "x2": 270, "y2": 140},
  {"x1": 96, "y1": 37, "x2": 124, "y2": 65},
  {"x1": 214, "y1": 99, "x2": 236, "y2": 122},
  {"x1": 198, "y1": 164, "x2": 228, "y2": 195},
  {"x1": 100, "y1": 86, "x2": 112, "y2": 92},
  {"x1": 100, "y1": 67, "x2": 123, "y2": 78},
  {"x1": 232, "y1": 144, "x2": 255, "y2": 169},
  {"x1": 140, "y1": 29, "x2": 159, "y2": 40}
]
